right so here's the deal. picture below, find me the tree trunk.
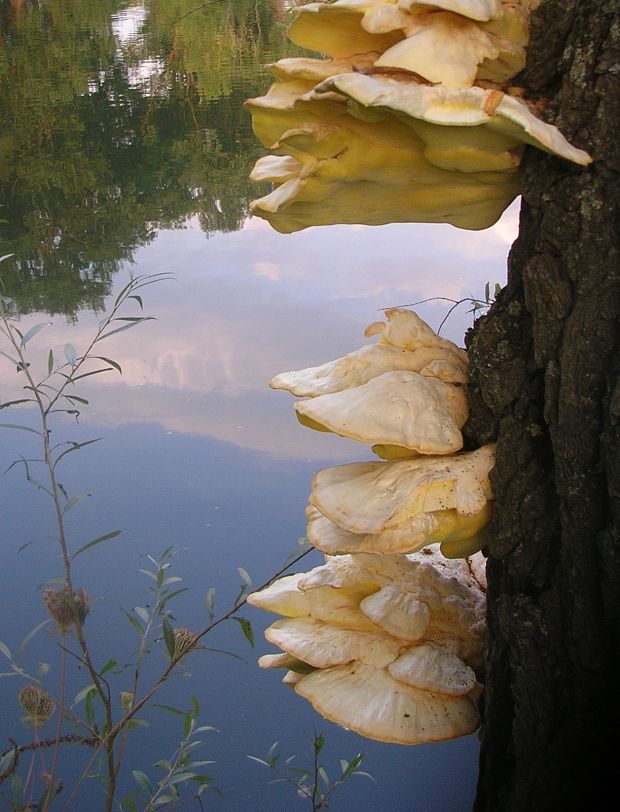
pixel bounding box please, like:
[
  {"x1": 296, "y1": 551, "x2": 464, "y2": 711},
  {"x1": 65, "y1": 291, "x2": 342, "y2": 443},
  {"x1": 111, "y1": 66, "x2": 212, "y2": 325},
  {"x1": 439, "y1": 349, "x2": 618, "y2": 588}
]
[{"x1": 465, "y1": 1, "x2": 620, "y2": 810}]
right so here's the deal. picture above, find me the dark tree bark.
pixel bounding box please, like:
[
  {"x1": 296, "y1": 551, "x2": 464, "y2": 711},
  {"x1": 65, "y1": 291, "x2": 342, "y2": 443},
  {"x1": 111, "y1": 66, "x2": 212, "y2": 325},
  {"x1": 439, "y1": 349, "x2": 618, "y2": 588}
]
[{"x1": 464, "y1": 1, "x2": 619, "y2": 810}]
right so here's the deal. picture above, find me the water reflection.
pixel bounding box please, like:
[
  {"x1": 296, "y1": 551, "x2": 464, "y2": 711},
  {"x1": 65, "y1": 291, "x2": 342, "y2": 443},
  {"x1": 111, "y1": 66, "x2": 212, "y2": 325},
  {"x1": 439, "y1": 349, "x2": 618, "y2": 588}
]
[
  {"x1": 0, "y1": 0, "x2": 296, "y2": 316},
  {"x1": 0, "y1": 1, "x2": 518, "y2": 807}
]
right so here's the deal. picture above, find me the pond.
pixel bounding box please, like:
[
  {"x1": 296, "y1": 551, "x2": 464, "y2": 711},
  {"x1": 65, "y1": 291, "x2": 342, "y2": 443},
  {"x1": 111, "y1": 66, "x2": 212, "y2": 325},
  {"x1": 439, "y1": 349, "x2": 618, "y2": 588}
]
[{"x1": 0, "y1": 1, "x2": 517, "y2": 809}]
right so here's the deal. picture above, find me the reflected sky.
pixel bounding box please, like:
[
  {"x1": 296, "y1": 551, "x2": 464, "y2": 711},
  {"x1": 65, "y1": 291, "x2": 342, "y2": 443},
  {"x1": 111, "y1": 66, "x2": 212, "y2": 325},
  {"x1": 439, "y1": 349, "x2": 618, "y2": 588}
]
[{"x1": 0, "y1": 203, "x2": 517, "y2": 461}]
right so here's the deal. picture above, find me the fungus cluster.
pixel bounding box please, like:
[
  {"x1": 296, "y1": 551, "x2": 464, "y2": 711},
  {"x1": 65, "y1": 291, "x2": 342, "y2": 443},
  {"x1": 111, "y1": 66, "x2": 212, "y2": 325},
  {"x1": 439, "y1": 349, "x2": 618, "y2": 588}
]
[
  {"x1": 248, "y1": 308, "x2": 495, "y2": 743},
  {"x1": 245, "y1": 0, "x2": 591, "y2": 233},
  {"x1": 249, "y1": 549, "x2": 486, "y2": 744}
]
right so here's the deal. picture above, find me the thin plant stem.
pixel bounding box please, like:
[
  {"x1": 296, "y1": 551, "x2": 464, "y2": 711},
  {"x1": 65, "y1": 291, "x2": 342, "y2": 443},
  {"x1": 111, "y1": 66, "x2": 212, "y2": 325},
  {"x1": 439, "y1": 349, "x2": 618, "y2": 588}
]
[{"x1": 44, "y1": 639, "x2": 66, "y2": 811}]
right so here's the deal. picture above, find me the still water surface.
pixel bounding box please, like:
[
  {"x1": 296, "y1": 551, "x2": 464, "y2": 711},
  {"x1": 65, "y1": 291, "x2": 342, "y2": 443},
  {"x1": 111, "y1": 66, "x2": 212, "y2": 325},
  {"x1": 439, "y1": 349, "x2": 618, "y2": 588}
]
[{"x1": 0, "y1": 1, "x2": 517, "y2": 808}]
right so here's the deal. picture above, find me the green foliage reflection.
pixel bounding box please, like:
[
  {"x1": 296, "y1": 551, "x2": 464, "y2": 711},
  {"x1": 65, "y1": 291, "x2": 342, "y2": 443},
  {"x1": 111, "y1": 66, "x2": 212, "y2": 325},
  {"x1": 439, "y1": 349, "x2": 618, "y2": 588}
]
[{"x1": 0, "y1": 0, "x2": 296, "y2": 317}]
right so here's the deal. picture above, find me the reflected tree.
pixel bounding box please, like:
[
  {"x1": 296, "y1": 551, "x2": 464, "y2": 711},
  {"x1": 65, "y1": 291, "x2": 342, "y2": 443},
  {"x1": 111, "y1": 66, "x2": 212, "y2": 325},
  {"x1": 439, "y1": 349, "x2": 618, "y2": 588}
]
[{"x1": 0, "y1": 0, "x2": 295, "y2": 317}]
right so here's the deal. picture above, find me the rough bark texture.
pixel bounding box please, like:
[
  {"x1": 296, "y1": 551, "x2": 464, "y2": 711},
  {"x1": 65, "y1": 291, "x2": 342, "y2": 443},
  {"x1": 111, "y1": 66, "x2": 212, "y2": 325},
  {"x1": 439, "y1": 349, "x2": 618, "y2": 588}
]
[{"x1": 465, "y1": 1, "x2": 620, "y2": 810}]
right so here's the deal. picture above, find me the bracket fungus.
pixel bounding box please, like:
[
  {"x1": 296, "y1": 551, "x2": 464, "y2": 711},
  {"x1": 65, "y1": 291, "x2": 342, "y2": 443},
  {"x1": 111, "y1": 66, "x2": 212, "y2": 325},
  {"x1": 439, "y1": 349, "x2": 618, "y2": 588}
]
[
  {"x1": 272, "y1": 307, "x2": 471, "y2": 458},
  {"x1": 249, "y1": 549, "x2": 486, "y2": 744},
  {"x1": 251, "y1": 306, "x2": 494, "y2": 744},
  {"x1": 245, "y1": 0, "x2": 590, "y2": 233},
  {"x1": 308, "y1": 445, "x2": 495, "y2": 555},
  {"x1": 270, "y1": 308, "x2": 468, "y2": 397}
]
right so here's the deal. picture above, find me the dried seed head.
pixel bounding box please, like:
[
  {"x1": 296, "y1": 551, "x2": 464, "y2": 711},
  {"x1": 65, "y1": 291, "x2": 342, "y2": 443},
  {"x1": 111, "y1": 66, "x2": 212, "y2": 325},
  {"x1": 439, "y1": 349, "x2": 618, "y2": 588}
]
[
  {"x1": 173, "y1": 627, "x2": 198, "y2": 660},
  {"x1": 119, "y1": 691, "x2": 134, "y2": 710},
  {"x1": 43, "y1": 586, "x2": 90, "y2": 630},
  {"x1": 18, "y1": 684, "x2": 54, "y2": 727}
]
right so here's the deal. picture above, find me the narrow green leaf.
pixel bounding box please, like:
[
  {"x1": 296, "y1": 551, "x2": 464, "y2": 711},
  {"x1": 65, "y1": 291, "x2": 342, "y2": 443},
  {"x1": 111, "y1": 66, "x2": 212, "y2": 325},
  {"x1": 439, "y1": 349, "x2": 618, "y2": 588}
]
[
  {"x1": 128, "y1": 295, "x2": 143, "y2": 309},
  {"x1": 162, "y1": 618, "x2": 176, "y2": 658},
  {"x1": 0, "y1": 423, "x2": 41, "y2": 435},
  {"x1": 62, "y1": 492, "x2": 90, "y2": 513},
  {"x1": 0, "y1": 748, "x2": 18, "y2": 778},
  {"x1": 0, "y1": 349, "x2": 20, "y2": 366},
  {"x1": 0, "y1": 640, "x2": 12, "y2": 660},
  {"x1": 127, "y1": 718, "x2": 149, "y2": 729},
  {"x1": 183, "y1": 710, "x2": 192, "y2": 738},
  {"x1": 98, "y1": 319, "x2": 154, "y2": 341},
  {"x1": 315, "y1": 734, "x2": 325, "y2": 756},
  {"x1": 73, "y1": 683, "x2": 97, "y2": 705},
  {"x1": 100, "y1": 659, "x2": 118, "y2": 676},
  {"x1": 67, "y1": 367, "x2": 113, "y2": 382},
  {"x1": 205, "y1": 587, "x2": 215, "y2": 619},
  {"x1": 352, "y1": 770, "x2": 375, "y2": 781},
  {"x1": 122, "y1": 608, "x2": 145, "y2": 635},
  {"x1": 120, "y1": 796, "x2": 138, "y2": 812},
  {"x1": 134, "y1": 606, "x2": 150, "y2": 625},
  {"x1": 0, "y1": 399, "x2": 33, "y2": 409},
  {"x1": 71, "y1": 529, "x2": 121, "y2": 560},
  {"x1": 247, "y1": 755, "x2": 271, "y2": 768},
  {"x1": 21, "y1": 322, "x2": 52, "y2": 346},
  {"x1": 0, "y1": 253, "x2": 14, "y2": 263},
  {"x1": 237, "y1": 567, "x2": 252, "y2": 587},
  {"x1": 318, "y1": 766, "x2": 329, "y2": 787},
  {"x1": 132, "y1": 770, "x2": 152, "y2": 795},
  {"x1": 151, "y1": 704, "x2": 184, "y2": 716},
  {"x1": 64, "y1": 395, "x2": 89, "y2": 406},
  {"x1": 154, "y1": 795, "x2": 176, "y2": 806},
  {"x1": 54, "y1": 438, "x2": 102, "y2": 468},
  {"x1": 93, "y1": 356, "x2": 122, "y2": 374},
  {"x1": 159, "y1": 588, "x2": 189, "y2": 612},
  {"x1": 17, "y1": 620, "x2": 51, "y2": 658},
  {"x1": 233, "y1": 617, "x2": 254, "y2": 648},
  {"x1": 64, "y1": 344, "x2": 77, "y2": 366},
  {"x1": 85, "y1": 691, "x2": 95, "y2": 727},
  {"x1": 48, "y1": 349, "x2": 54, "y2": 375}
]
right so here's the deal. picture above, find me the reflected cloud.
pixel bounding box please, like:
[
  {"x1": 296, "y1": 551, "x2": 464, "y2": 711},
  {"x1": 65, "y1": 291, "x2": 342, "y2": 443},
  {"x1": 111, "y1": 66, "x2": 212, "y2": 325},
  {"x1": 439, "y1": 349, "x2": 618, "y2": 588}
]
[{"x1": 0, "y1": 215, "x2": 513, "y2": 459}]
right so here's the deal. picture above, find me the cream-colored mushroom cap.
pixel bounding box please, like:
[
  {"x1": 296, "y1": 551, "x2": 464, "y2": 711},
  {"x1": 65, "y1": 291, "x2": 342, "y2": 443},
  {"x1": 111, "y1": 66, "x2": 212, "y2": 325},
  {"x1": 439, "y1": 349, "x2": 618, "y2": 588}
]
[
  {"x1": 265, "y1": 617, "x2": 401, "y2": 668},
  {"x1": 387, "y1": 642, "x2": 477, "y2": 695},
  {"x1": 373, "y1": 10, "x2": 525, "y2": 90},
  {"x1": 297, "y1": 552, "x2": 381, "y2": 594},
  {"x1": 270, "y1": 342, "x2": 468, "y2": 397},
  {"x1": 365, "y1": 307, "x2": 468, "y2": 363},
  {"x1": 257, "y1": 652, "x2": 315, "y2": 674},
  {"x1": 296, "y1": 370, "x2": 469, "y2": 455},
  {"x1": 310, "y1": 445, "x2": 495, "y2": 535},
  {"x1": 400, "y1": 1, "x2": 501, "y2": 21},
  {"x1": 316, "y1": 73, "x2": 592, "y2": 166},
  {"x1": 360, "y1": 584, "x2": 432, "y2": 641},
  {"x1": 353, "y1": 550, "x2": 486, "y2": 663},
  {"x1": 294, "y1": 660, "x2": 480, "y2": 743},
  {"x1": 306, "y1": 502, "x2": 490, "y2": 556},
  {"x1": 248, "y1": 569, "x2": 380, "y2": 630},
  {"x1": 267, "y1": 54, "x2": 379, "y2": 85},
  {"x1": 287, "y1": 1, "x2": 403, "y2": 58},
  {"x1": 282, "y1": 669, "x2": 305, "y2": 686}
]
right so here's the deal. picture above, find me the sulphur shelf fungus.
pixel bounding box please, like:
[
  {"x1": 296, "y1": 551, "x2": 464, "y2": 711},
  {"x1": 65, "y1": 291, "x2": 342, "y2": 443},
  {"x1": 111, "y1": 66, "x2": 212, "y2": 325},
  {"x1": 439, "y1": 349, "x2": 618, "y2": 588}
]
[
  {"x1": 246, "y1": 75, "x2": 522, "y2": 232},
  {"x1": 287, "y1": 0, "x2": 530, "y2": 90},
  {"x1": 308, "y1": 444, "x2": 495, "y2": 557},
  {"x1": 271, "y1": 308, "x2": 470, "y2": 458},
  {"x1": 270, "y1": 307, "x2": 469, "y2": 395},
  {"x1": 245, "y1": 1, "x2": 590, "y2": 234},
  {"x1": 248, "y1": 548, "x2": 486, "y2": 744}
]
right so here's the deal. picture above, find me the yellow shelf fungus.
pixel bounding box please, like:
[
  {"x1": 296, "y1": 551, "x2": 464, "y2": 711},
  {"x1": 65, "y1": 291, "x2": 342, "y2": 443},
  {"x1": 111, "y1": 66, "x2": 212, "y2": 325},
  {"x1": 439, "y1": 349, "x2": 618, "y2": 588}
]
[{"x1": 249, "y1": 549, "x2": 486, "y2": 744}]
